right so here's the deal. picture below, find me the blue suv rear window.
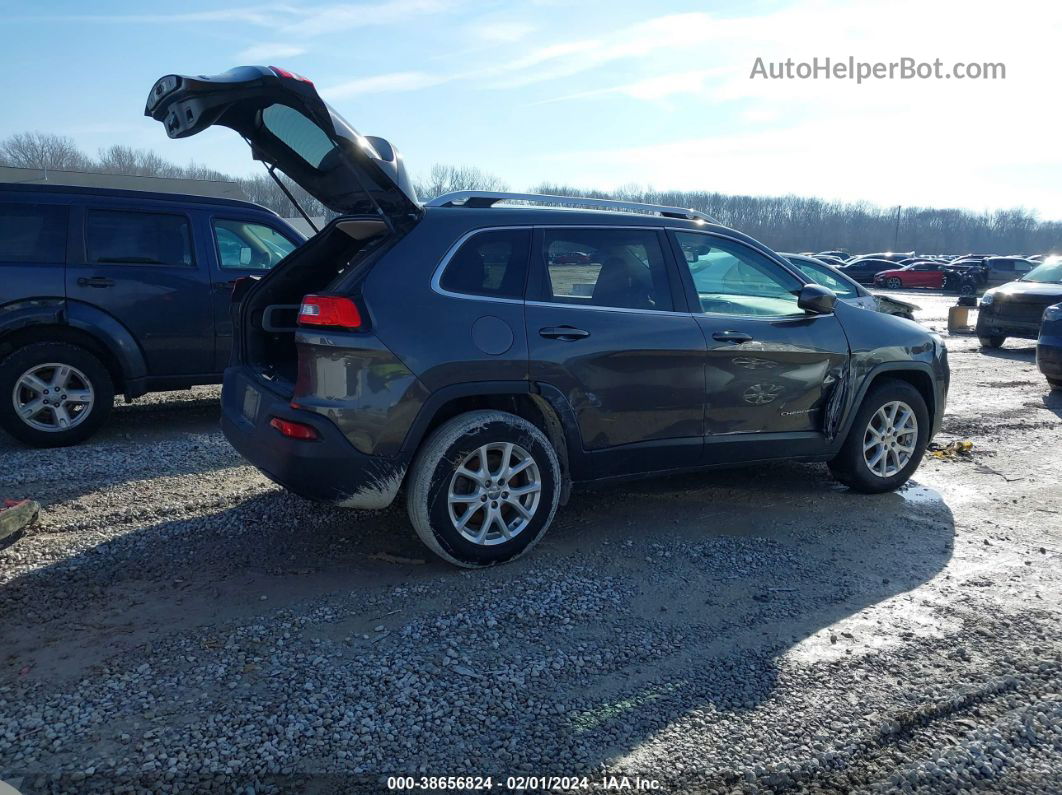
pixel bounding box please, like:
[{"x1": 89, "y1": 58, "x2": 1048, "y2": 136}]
[{"x1": 0, "y1": 202, "x2": 67, "y2": 263}]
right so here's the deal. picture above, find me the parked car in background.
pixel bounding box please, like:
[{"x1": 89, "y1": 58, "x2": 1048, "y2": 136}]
[
  {"x1": 784, "y1": 254, "x2": 918, "y2": 320},
  {"x1": 848, "y1": 252, "x2": 914, "y2": 264},
  {"x1": 0, "y1": 183, "x2": 304, "y2": 447},
  {"x1": 145, "y1": 65, "x2": 951, "y2": 567},
  {"x1": 813, "y1": 254, "x2": 848, "y2": 268},
  {"x1": 815, "y1": 250, "x2": 850, "y2": 260},
  {"x1": 945, "y1": 256, "x2": 1036, "y2": 296},
  {"x1": 975, "y1": 258, "x2": 1062, "y2": 348},
  {"x1": 839, "y1": 258, "x2": 899, "y2": 284},
  {"x1": 873, "y1": 261, "x2": 948, "y2": 289},
  {"x1": 1037, "y1": 302, "x2": 1062, "y2": 389}
]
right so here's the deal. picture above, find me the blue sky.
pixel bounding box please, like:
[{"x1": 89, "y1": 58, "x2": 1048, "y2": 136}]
[{"x1": 2, "y1": 0, "x2": 1061, "y2": 217}]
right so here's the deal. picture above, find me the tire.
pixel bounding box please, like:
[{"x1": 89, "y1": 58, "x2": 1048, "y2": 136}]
[
  {"x1": 0, "y1": 342, "x2": 114, "y2": 448},
  {"x1": 959, "y1": 283, "x2": 977, "y2": 297},
  {"x1": 406, "y1": 410, "x2": 561, "y2": 568},
  {"x1": 828, "y1": 379, "x2": 930, "y2": 494},
  {"x1": 886, "y1": 277, "x2": 902, "y2": 289},
  {"x1": 979, "y1": 336, "x2": 1005, "y2": 349},
  {"x1": 1048, "y1": 378, "x2": 1062, "y2": 390}
]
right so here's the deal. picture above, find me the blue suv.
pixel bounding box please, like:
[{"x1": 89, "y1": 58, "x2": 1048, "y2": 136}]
[{"x1": 0, "y1": 183, "x2": 304, "y2": 446}]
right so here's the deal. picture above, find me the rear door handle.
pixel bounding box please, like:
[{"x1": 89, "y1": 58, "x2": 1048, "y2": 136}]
[
  {"x1": 77, "y1": 277, "x2": 115, "y2": 288},
  {"x1": 539, "y1": 326, "x2": 590, "y2": 341},
  {"x1": 712, "y1": 330, "x2": 753, "y2": 344}
]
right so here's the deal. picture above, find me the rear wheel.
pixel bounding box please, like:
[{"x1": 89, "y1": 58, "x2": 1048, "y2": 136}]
[
  {"x1": 406, "y1": 410, "x2": 561, "y2": 567},
  {"x1": 828, "y1": 379, "x2": 929, "y2": 494},
  {"x1": 0, "y1": 342, "x2": 114, "y2": 447},
  {"x1": 979, "y1": 336, "x2": 1005, "y2": 349},
  {"x1": 886, "y1": 277, "x2": 902, "y2": 289}
]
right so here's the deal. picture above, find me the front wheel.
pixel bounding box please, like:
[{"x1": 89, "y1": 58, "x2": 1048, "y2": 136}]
[
  {"x1": 979, "y1": 336, "x2": 1005, "y2": 349},
  {"x1": 406, "y1": 410, "x2": 561, "y2": 567},
  {"x1": 828, "y1": 379, "x2": 930, "y2": 494},
  {"x1": 0, "y1": 342, "x2": 114, "y2": 447},
  {"x1": 959, "y1": 282, "x2": 977, "y2": 297},
  {"x1": 886, "y1": 277, "x2": 902, "y2": 289}
]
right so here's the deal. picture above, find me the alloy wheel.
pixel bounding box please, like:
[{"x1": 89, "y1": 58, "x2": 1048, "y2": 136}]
[
  {"x1": 862, "y1": 400, "x2": 918, "y2": 478},
  {"x1": 447, "y1": 442, "x2": 542, "y2": 545},
  {"x1": 12, "y1": 363, "x2": 95, "y2": 433}
]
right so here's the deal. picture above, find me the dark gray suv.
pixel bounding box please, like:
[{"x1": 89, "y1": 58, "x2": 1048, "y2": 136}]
[{"x1": 148, "y1": 66, "x2": 950, "y2": 567}]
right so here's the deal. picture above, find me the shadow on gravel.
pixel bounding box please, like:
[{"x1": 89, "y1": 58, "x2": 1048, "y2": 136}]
[
  {"x1": 1042, "y1": 388, "x2": 1062, "y2": 420},
  {"x1": 1, "y1": 459, "x2": 955, "y2": 782},
  {"x1": 977, "y1": 345, "x2": 1037, "y2": 361},
  {"x1": 0, "y1": 394, "x2": 232, "y2": 504}
]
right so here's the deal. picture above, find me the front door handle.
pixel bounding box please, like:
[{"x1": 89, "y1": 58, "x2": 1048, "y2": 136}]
[
  {"x1": 712, "y1": 330, "x2": 753, "y2": 344},
  {"x1": 77, "y1": 277, "x2": 115, "y2": 288},
  {"x1": 540, "y1": 326, "x2": 590, "y2": 341}
]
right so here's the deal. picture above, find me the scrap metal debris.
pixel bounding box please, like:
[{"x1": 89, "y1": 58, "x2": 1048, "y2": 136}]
[
  {"x1": 0, "y1": 498, "x2": 39, "y2": 545},
  {"x1": 928, "y1": 440, "x2": 974, "y2": 460}
]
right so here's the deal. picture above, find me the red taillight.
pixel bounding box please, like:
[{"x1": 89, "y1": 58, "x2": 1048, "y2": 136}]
[
  {"x1": 269, "y1": 417, "x2": 318, "y2": 440},
  {"x1": 297, "y1": 295, "x2": 362, "y2": 330},
  {"x1": 270, "y1": 66, "x2": 314, "y2": 85}
]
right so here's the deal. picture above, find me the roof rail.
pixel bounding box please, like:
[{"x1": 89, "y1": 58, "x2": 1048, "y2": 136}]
[{"x1": 424, "y1": 191, "x2": 718, "y2": 224}]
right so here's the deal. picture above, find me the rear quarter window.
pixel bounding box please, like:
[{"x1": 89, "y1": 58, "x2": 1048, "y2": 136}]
[
  {"x1": 0, "y1": 202, "x2": 68, "y2": 263},
  {"x1": 439, "y1": 229, "x2": 531, "y2": 299}
]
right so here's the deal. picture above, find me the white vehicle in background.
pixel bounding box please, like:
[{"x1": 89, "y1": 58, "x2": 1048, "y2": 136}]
[{"x1": 783, "y1": 253, "x2": 919, "y2": 321}]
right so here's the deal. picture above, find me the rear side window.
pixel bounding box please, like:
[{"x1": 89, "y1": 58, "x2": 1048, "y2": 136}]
[
  {"x1": 440, "y1": 229, "x2": 531, "y2": 299},
  {"x1": 541, "y1": 228, "x2": 673, "y2": 311},
  {"x1": 0, "y1": 202, "x2": 68, "y2": 263},
  {"x1": 86, "y1": 210, "x2": 194, "y2": 266}
]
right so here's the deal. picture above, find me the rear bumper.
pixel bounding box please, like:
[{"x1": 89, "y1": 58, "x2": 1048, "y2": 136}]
[
  {"x1": 1037, "y1": 339, "x2": 1062, "y2": 380},
  {"x1": 221, "y1": 368, "x2": 407, "y2": 509}
]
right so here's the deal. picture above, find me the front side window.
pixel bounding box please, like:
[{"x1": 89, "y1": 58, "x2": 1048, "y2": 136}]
[
  {"x1": 0, "y1": 202, "x2": 68, "y2": 263},
  {"x1": 541, "y1": 228, "x2": 672, "y2": 311},
  {"x1": 439, "y1": 228, "x2": 531, "y2": 299},
  {"x1": 86, "y1": 210, "x2": 193, "y2": 266},
  {"x1": 676, "y1": 232, "x2": 802, "y2": 317},
  {"x1": 213, "y1": 219, "x2": 297, "y2": 270}
]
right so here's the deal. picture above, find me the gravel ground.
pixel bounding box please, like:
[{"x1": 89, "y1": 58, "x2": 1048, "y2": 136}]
[{"x1": 1, "y1": 291, "x2": 1061, "y2": 793}]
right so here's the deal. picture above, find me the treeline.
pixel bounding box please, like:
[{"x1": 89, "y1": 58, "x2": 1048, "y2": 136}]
[
  {"x1": 2, "y1": 132, "x2": 1058, "y2": 255},
  {"x1": 531, "y1": 184, "x2": 1062, "y2": 256}
]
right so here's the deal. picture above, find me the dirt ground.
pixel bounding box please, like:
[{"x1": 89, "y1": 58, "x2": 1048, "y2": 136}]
[{"x1": 1, "y1": 291, "x2": 1060, "y2": 793}]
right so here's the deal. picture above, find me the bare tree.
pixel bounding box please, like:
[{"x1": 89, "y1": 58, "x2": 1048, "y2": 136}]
[
  {"x1": 0, "y1": 132, "x2": 91, "y2": 171},
  {"x1": 1, "y1": 128, "x2": 1059, "y2": 254},
  {"x1": 414, "y1": 164, "x2": 509, "y2": 200}
]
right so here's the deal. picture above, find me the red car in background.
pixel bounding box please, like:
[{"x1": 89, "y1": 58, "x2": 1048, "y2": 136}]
[{"x1": 873, "y1": 261, "x2": 947, "y2": 289}]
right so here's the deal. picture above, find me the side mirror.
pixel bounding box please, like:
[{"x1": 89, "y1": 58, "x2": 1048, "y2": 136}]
[{"x1": 798, "y1": 283, "x2": 837, "y2": 314}]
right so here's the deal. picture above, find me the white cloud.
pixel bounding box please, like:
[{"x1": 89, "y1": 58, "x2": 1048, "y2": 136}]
[
  {"x1": 283, "y1": 0, "x2": 454, "y2": 37},
  {"x1": 321, "y1": 70, "x2": 450, "y2": 98},
  {"x1": 467, "y1": 20, "x2": 536, "y2": 44},
  {"x1": 236, "y1": 43, "x2": 306, "y2": 61}
]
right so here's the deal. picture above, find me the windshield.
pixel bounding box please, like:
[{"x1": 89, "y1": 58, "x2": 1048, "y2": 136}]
[{"x1": 1020, "y1": 260, "x2": 1062, "y2": 283}]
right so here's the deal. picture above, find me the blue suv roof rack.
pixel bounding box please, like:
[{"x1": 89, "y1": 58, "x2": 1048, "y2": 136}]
[{"x1": 424, "y1": 191, "x2": 718, "y2": 224}]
